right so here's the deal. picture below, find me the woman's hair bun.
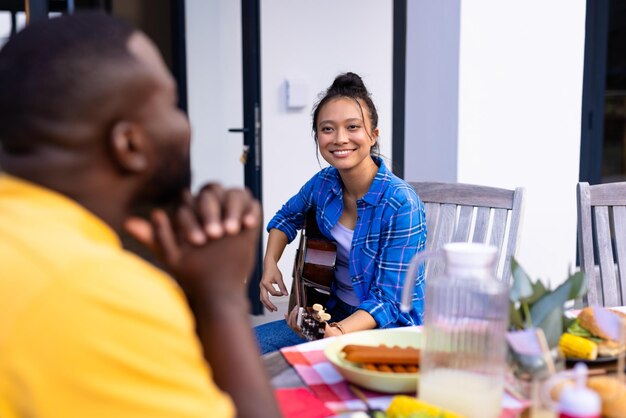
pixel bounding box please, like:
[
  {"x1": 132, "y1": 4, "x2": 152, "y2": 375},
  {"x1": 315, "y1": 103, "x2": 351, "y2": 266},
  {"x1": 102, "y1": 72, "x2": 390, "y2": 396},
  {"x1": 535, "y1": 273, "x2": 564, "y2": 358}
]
[{"x1": 328, "y1": 72, "x2": 367, "y2": 95}]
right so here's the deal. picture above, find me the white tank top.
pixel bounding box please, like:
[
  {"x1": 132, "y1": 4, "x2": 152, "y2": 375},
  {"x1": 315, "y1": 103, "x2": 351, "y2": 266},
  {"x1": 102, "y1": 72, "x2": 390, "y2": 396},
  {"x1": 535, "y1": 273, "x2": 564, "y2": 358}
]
[{"x1": 330, "y1": 221, "x2": 359, "y2": 306}]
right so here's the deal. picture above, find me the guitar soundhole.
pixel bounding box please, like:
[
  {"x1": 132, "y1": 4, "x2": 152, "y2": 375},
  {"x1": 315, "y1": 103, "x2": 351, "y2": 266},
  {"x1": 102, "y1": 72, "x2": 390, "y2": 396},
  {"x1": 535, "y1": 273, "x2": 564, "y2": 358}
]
[{"x1": 304, "y1": 286, "x2": 330, "y2": 307}]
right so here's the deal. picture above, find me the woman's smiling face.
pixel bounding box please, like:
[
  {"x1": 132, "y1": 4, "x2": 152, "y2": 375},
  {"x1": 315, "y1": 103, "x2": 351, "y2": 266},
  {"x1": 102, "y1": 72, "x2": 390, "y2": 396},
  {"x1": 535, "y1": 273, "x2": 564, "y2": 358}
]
[{"x1": 315, "y1": 97, "x2": 379, "y2": 172}]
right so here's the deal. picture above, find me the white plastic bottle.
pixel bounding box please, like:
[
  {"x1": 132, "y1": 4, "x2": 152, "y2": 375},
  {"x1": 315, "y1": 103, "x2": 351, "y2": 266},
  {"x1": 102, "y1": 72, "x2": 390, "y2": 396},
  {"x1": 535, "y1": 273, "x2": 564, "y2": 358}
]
[{"x1": 558, "y1": 363, "x2": 601, "y2": 418}]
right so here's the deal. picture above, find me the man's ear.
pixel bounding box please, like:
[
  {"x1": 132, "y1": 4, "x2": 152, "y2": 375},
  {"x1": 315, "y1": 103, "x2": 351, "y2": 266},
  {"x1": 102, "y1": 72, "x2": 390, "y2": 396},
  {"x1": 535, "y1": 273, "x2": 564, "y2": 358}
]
[{"x1": 110, "y1": 121, "x2": 149, "y2": 173}]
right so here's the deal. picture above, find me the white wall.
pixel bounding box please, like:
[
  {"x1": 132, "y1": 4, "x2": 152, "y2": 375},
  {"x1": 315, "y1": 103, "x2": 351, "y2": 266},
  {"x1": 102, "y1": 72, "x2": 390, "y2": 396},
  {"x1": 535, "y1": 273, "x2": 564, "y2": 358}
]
[
  {"x1": 457, "y1": 1, "x2": 586, "y2": 285},
  {"x1": 405, "y1": 0, "x2": 587, "y2": 285},
  {"x1": 261, "y1": 0, "x2": 394, "y2": 291}
]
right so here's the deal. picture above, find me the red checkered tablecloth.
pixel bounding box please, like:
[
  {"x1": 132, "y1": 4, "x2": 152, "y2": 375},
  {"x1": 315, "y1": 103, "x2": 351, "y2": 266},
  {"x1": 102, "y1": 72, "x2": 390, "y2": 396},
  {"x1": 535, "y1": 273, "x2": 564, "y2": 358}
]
[{"x1": 280, "y1": 328, "x2": 530, "y2": 417}]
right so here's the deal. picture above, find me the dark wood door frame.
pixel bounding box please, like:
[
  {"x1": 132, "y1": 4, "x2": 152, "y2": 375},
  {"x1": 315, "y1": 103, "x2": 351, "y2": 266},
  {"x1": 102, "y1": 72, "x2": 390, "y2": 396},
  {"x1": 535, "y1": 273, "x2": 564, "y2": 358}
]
[
  {"x1": 392, "y1": 0, "x2": 407, "y2": 179},
  {"x1": 579, "y1": 0, "x2": 610, "y2": 185},
  {"x1": 241, "y1": 0, "x2": 263, "y2": 314},
  {"x1": 170, "y1": 0, "x2": 187, "y2": 112}
]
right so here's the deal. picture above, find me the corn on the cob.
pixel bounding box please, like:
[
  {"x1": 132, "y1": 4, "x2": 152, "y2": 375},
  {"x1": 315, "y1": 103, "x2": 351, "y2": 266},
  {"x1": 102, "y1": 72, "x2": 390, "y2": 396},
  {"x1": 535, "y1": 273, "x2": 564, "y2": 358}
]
[
  {"x1": 559, "y1": 333, "x2": 598, "y2": 360},
  {"x1": 386, "y1": 395, "x2": 467, "y2": 418}
]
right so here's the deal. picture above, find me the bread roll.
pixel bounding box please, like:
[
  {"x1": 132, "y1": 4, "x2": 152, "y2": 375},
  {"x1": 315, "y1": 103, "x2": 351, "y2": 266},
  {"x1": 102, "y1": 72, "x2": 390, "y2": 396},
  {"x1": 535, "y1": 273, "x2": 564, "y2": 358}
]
[
  {"x1": 598, "y1": 340, "x2": 626, "y2": 357},
  {"x1": 578, "y1": 307, "x2": 626, "y2": 343},
  {"x1": 587, "y1": 376, "x2": 626, "y2": 418}
]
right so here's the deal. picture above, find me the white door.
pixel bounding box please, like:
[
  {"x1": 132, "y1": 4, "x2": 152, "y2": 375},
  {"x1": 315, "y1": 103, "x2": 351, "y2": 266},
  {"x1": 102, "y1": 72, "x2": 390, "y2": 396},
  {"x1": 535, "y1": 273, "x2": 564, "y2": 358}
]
[{"x1": 186, "y1": 0, "x2": 245, "y2": 190}]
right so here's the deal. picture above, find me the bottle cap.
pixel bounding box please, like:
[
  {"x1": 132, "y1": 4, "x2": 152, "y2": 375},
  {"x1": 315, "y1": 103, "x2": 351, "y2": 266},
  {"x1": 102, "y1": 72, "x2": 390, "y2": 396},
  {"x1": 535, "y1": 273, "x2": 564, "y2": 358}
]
[{"x1": 558, "y1": 363, "x2": 601, "y2": 417}]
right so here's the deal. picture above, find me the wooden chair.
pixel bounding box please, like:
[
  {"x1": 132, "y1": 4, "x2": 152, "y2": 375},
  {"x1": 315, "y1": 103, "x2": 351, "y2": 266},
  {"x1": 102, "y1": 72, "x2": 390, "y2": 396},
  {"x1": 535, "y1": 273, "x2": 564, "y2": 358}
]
[
  {"x1": 577, "y1": 181, "x2": 626, "y2": 306},
  {"x1": 409, "y1": 182, "x2": 525, "y2": 284}
]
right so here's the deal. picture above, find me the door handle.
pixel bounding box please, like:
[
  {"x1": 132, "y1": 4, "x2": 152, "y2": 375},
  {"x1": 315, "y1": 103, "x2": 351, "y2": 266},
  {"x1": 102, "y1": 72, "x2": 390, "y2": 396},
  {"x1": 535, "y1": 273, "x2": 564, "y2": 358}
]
[{"x1": 228, "y1": 128, "x2": 249, "y2": 133}]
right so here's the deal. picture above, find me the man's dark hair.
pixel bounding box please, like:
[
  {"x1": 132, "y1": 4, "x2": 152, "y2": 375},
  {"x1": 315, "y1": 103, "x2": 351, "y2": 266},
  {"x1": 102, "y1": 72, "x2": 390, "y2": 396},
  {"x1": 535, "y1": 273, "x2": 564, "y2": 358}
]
[{"x1": 0, "y1": 12, "x2": 138, "y2": 154}]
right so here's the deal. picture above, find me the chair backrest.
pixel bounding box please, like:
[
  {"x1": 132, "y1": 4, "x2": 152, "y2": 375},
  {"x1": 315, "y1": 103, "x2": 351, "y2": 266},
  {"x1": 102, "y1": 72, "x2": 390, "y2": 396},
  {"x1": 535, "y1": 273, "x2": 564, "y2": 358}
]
[
  {"x1": 577, "y1": 181, "x2": 626, "y2": 306},
  {"x1": 409, "y1": 182, "x2": 525, "y2": 284}
]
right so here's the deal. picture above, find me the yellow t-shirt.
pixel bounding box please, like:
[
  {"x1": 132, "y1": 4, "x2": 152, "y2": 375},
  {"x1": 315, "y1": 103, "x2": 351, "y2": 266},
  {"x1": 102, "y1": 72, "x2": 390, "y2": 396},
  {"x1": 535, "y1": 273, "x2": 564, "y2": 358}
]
[{"x1": 0, "y1": 174, "x2": 234, "y2": 418}]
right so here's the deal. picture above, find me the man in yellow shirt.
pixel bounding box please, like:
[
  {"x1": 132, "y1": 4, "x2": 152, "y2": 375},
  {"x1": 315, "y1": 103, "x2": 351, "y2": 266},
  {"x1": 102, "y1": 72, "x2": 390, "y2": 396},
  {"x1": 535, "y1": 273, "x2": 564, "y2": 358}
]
[{"x1": 0, "y1": 12, "x2": 280, "y2": 418}]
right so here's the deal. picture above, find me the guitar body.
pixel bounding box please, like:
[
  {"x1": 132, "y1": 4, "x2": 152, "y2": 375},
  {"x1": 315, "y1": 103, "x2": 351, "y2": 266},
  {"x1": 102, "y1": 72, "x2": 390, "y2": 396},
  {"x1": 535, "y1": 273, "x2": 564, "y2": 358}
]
[{"x1": 288, "y1": 210, "x2": 337, "y2": 322}]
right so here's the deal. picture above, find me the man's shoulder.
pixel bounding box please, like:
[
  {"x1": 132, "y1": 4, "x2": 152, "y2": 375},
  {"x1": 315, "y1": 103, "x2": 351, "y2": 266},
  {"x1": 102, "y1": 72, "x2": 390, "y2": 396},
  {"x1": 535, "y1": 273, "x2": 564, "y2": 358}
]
[
  {"x1": 0, "y1": 203, "x2": 187, "y2": 342},
  {"x1": 0, "y1": 234, "x2": 232, "y2": 418},
  {"x1": 0, "y1": 232, "x2": 183, "y2": 326}
]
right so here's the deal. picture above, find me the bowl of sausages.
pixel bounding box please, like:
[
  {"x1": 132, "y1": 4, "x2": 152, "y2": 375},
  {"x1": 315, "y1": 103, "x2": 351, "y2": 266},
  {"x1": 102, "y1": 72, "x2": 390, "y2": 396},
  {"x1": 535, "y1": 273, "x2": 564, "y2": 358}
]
[{"x1": 324, "y1": 328, "x2": 421, "y2": 393}]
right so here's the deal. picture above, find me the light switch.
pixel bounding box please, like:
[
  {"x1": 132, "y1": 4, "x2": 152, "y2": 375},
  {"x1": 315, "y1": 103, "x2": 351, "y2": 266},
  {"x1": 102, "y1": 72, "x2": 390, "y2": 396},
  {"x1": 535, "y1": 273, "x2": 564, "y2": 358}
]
[{"x1": 285, "y1": 79, "x2": 308, "y2": 109}]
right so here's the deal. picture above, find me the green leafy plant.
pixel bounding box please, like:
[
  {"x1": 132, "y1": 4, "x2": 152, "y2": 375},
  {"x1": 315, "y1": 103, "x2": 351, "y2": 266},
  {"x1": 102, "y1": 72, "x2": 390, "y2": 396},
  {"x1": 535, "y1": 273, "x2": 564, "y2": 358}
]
[{"x1": 508, "y1": 258, "x2": 587, "y2": 348}]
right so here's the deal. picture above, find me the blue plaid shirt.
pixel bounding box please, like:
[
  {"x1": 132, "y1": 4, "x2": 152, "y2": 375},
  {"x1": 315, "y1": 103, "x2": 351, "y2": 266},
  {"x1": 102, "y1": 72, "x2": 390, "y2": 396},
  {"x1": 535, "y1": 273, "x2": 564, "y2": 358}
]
[{"x1": 267, "y1": 158, "x2": 427, "y2": 327}]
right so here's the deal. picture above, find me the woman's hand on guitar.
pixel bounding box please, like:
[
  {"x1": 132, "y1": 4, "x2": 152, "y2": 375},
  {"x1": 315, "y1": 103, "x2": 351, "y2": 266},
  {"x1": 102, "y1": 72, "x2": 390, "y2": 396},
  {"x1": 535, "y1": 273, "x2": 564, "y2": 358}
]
[
  {"x1": 285, "y1": 306, "x2": 304, "y2": 337},
  {"x1": 259, "y1": 261, "x2": 288, "y2": 311},
  {"x1": 324, "y1": 324, "x2": 344, "y2": 338}
]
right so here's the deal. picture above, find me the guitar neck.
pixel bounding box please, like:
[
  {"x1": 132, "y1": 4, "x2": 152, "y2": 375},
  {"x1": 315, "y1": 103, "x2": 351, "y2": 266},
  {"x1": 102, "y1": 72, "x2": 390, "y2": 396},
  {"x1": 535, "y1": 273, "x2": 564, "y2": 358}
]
[{"x1": 290, "y1": 209, "x2": 337, "y2": 312}]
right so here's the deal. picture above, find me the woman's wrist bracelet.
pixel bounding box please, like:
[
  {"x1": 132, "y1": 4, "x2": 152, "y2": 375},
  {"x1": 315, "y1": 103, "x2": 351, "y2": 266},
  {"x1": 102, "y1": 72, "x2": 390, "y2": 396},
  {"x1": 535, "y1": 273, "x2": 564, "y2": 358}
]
[{"x1": 329, "y1": 322, "x2": 346, "y2": 334}]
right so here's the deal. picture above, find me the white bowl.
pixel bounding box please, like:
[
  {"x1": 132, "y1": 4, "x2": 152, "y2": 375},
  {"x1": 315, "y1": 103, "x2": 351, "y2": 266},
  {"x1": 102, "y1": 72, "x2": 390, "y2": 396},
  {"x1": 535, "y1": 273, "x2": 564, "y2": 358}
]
[{"x1": 324, "y1": 328, "x2": 421, "y2": 393}]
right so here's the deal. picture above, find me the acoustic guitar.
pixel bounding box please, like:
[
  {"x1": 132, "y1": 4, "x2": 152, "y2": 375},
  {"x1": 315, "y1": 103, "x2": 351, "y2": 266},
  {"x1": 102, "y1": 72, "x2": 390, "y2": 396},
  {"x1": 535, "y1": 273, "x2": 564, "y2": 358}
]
[{"x1": 289, "y1": 210, "x2": 337, "y2": 340}]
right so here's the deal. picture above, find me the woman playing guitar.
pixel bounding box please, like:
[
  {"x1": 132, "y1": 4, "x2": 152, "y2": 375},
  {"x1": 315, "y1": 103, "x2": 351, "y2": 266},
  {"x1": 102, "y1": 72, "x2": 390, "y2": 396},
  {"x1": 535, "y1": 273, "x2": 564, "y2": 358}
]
[{"x1": 256, "y1": 73, "x2": 427, "y2": 354}]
